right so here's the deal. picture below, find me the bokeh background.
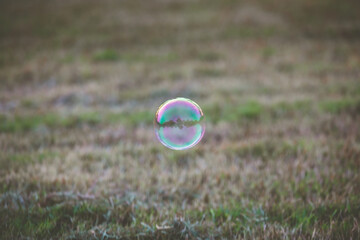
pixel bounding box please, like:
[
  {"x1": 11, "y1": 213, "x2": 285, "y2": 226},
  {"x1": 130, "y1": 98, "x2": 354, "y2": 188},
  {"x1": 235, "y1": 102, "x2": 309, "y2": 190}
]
[{"x1": 1, "y1": 0, "x2": 360, "y2": 239}]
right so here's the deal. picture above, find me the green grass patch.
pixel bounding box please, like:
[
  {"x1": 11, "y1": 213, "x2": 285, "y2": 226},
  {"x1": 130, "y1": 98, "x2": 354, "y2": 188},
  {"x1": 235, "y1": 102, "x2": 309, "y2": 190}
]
[
  {"x1": 261, "y1": 46, "x2": 276, "y2": 60},
  {"x1": 1, "y1": 198, "x2": 358, "y2": 239},
  {"x1": 204, "y1": 100, "x2": 264, "y2": 124},
  {"x1": 0, "y1": 151, "x2": 58, "y2": 172},
  {"x1": 319, "y1": 98, "x2": 360, "y2": 113},
  {"x1": 119, "y1": 52, "x2": 179, "y2": 63},
  {"x1": 0, "y1": 202, "x2": 110, "y2": 239},
  {"x1": 106, "y1": 111, "x2": 153, "y2": 126},
  {"x1": 0, "y1": 112, "x2": 102, "y2": 133},
  {"x1": 0, "y1": 111, "x2": 153, "y2": 133},
  {"x1": 194, "y1": 67, "x2": 225, "y2": 78},
  {"x1": 208, "y1": 200, "x2": 360, "y2": 238},
  {"x1": 204, "y1": 98, "x2": 359, "y2": 124},
  {"x1": 223, "y1": 26, "x2": 278, "y2": 39},
  {"x1": 1, "y1": 98, "x2": 358, "y2": 133},
  {"x1": 223, "y1": 139, "x2": 313, "y2": 160},
  {"x1": 93, "y1": 49, "x2": 119, "y2": 62},
  {"x1": 210, "y1": 205, "x2": 267, "y2": 227},
  {"x1": 235, "y1": 101, "x2": 264, "y2": 119},
  {"x1": 271, "y1": 100, "x2": 312, "y2": 117},
  {"x1": 196, "y1": 52, "x2": 222, "y2": 62},
  {"x1": 0, "y1": 199, "x2": 207, "y2": 239},
  {"x1": 268, "y1": 201, "x2": 360, "y2": 233},
  {"x1": 61, "y1": 54, "x2": 75, "y2": 64},
  {"x1": 93, "y1": 50, "x2": 178, "y2": 64}
]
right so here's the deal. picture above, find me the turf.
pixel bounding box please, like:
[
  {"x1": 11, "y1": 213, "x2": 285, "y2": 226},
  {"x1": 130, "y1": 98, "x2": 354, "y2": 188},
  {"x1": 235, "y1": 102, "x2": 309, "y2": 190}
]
[{"x1": 1, "y1": 0, "x2": 360, "y2": 239}]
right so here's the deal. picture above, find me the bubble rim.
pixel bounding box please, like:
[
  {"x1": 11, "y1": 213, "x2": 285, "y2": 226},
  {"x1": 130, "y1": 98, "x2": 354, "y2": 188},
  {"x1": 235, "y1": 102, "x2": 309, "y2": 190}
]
[
  {"x1": 154, "y1": 97, "x2": 205, "y2": 150},
  {"x1": 155, "y1": 97, "x2": 203, "y2": 125}
]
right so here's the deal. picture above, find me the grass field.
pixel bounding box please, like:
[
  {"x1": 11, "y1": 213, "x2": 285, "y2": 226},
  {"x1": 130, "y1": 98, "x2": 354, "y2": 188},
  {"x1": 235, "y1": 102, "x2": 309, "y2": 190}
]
[{"x1": 1, "y1": 0, "x2": 360, "y2": 239}]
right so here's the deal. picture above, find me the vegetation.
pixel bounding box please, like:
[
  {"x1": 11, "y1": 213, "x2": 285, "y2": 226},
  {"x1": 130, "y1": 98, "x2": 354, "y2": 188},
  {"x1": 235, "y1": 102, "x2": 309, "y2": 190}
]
[{"x1": 1, "y1": 0, "x2": 360, "y2": 239}]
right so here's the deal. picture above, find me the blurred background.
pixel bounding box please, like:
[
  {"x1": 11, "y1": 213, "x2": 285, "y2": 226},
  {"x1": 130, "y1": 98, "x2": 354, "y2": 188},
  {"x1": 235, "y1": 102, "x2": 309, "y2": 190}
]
[{"x1": 1, "y1": 0, "x2": 360, "y2": 239}]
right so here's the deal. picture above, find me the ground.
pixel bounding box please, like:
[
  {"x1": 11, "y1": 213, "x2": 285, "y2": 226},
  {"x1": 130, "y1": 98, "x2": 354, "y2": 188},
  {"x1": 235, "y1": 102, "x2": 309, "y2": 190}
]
[{"x1": 1, "y1": 0, "x2": 360, "y2": 239}]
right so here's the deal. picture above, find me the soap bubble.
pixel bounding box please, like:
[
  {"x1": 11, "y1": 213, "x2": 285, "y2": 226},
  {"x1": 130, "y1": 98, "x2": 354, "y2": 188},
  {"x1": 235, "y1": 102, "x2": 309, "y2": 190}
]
[{"x1": 154, "y1": 98, "x2": 205, "y2": 150}]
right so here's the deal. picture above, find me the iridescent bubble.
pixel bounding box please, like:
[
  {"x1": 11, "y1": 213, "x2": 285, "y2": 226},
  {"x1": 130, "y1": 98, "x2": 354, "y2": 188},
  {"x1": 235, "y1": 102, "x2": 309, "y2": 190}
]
[{"x1": 154, "y1": 98, "x2": 205, "y2": 150}]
